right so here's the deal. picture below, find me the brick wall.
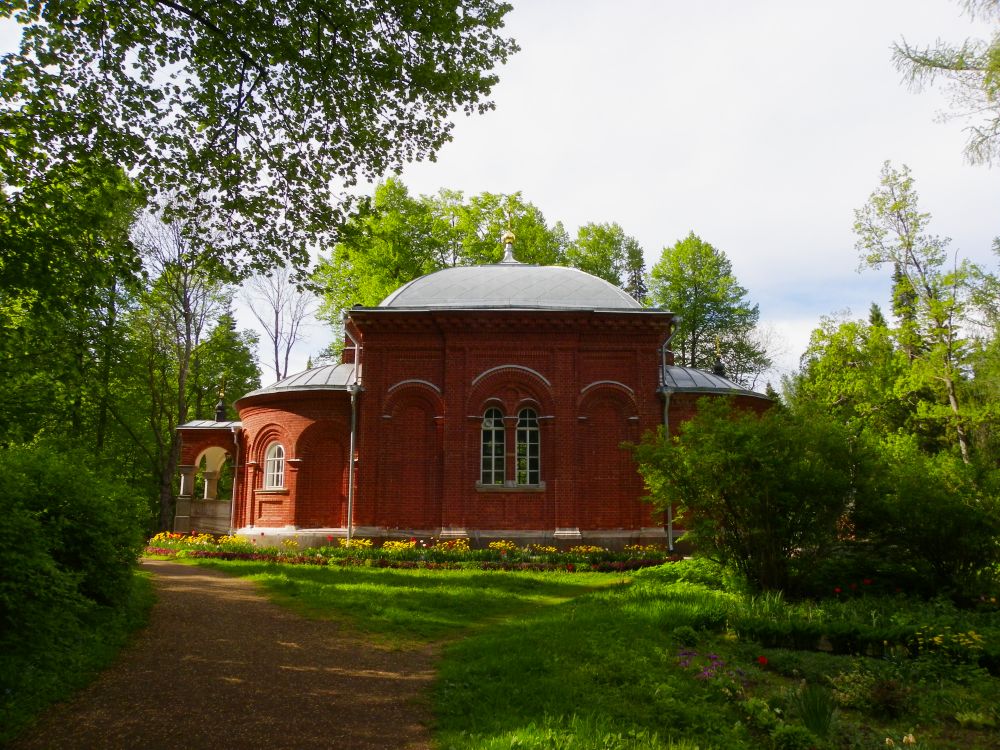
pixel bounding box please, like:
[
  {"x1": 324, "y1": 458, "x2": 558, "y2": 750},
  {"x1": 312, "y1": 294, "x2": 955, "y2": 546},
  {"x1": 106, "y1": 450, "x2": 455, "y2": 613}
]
[{"x1": 182, "y1": 306, "x2": 769, "y2": 540}]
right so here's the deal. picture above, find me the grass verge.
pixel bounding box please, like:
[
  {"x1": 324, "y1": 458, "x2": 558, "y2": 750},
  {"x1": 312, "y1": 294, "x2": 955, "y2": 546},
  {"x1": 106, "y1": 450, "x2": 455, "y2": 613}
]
[{"x1": 188, "y1": 558, "x2": 617, "y2": 647}]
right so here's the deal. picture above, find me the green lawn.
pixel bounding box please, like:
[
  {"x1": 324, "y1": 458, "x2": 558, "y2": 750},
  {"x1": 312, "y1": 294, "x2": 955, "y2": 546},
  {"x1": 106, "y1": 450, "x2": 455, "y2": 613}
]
[
  {"x1": 187, "y1": 558, "x2": 617, "y2": 647},
  {"x1": 189, "y1": 558, "x2": 1000, "y2": 749}
]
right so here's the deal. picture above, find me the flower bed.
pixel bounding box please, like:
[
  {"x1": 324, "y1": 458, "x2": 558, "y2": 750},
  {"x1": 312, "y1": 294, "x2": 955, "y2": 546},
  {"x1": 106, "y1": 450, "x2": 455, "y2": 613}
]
[{"x1": 145, "y1": 532, "x2": 680, "y2": 572}]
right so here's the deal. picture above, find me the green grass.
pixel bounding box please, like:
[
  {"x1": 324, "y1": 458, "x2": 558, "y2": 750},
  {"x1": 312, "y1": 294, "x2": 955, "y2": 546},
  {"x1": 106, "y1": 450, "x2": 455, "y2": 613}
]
[
  {"x1": 0, "y1": 571, "x2": 156, "y2": 745},
  {"x1": 189, "y1": 557, "x2": 1000, "y2": 749},
  {"x1": 189, "y1": 558, "x2": 616, "y2": 646}
]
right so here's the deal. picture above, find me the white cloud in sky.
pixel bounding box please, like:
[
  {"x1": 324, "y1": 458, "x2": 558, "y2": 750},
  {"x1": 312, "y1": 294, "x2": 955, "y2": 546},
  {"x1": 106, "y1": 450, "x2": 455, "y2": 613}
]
[
  {"x1": 3, "y1": 2, "x2": 998, "y2": 381},
  {"x1": 394, "y1": 0, "x2": 999, "y2": 377}
]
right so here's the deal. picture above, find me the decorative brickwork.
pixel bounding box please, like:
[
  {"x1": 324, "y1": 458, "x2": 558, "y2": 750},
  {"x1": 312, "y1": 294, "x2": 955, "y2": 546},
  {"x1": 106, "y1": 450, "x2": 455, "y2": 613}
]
[{"x1": 176, "y1": 267, "x2": 770, "y2": 546}]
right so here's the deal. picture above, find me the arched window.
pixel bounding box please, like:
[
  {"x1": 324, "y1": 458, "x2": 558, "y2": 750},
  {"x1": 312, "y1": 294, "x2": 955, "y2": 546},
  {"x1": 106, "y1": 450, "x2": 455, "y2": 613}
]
[
  {"x1": 516, "y1": 408, "x2": 540, "y2": 485},
  {"x1": 264, "y1": 442, "x2": 285, "y2": 489},
  {"x1": 481, "y1": 408, "x2": 505, "y2": 485}
]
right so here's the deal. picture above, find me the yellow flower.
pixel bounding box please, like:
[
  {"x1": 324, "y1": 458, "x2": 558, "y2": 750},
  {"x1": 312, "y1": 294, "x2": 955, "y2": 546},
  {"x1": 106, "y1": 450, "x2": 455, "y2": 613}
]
[
  {"x1": 886, "y1": 739, "x2": 895, "y2": 747},
  {"x1": 902, "y1": 733, "x2": 916, "y2": 745}
]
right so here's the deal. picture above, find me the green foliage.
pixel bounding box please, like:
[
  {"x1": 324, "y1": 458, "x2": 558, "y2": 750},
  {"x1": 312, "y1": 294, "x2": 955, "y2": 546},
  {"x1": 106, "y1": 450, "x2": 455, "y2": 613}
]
[
  {"x1": 0, "y1": 444, "x2": 152, "y2": 743},
  {"x1": 187, "y1": 310, "x2": 261, "y2": 420},
  {"x1": 633, "y1": 399, "x2": 856, "y2": 591},
  {"x1": 0, "y1": 158, "x2": 144, "y2": 447},
  {"x1": 790, "y1": 684, "x2": 838, "y2": 739},
  {"x1": 0, "y1": 443, "x2": 147, "y2": 606},
  {"x1": 768, "y1": 723, "x2": 817, "y2": 750},
  {"x1": 855, "y1": 435, "x2": 1000, "y2": 593},
  {"x1": 0, "y1": 0, "x2": 518, "y2": 270},
  {"x1": 853, "y1": 162, "x2": 980, "y2": 462},
  {"x1": 0, "y1": 573, "x2": 155, "y2": 745},
  {"x1": 565, "y1": 222, "x2": 645, "y2": 294},
  {"x1": 314, "y1": 179, "x2": 649, "y2": 330},
  {"x1": 648, "y1": 232, "x2": 769, "y2": 387},
  {"x1": 791, "y1": 312, "x2": 918, "y2": 439},
  {"x1": 671, "y1": 625, "x2": 700, "y2": 647}
]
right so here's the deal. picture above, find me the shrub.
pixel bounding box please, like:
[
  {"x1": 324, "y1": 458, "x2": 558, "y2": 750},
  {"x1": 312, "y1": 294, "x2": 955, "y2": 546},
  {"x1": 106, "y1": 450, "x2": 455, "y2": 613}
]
[
  {"x1": 671, "y1": 625, "x2": 699, "y2": 647},
  {"x1": 633, "y1": 399, "x2": 857, "y2": 592},
  {"x1": 855, "y1": 435, "x2": 1000, "y2": 595},
  {"x1": 0, "y1": 443, "x2": 146, "y2": 607},
  {"x1": 770, "y1": 723, "x2": 818, "y2": 750},
  {"x1": 0, "y1": 443, "x2": 148, "y2": 739}
]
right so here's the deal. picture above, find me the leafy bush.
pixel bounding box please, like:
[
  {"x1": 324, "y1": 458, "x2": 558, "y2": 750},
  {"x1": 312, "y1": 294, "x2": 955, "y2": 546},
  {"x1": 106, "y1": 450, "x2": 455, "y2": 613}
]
[
  {"x1": 855, "y1": 435, "x2": 1000, "y2": 595},
  {"x1": 0, "y1": 443, "x2": 146, "y2": 607},
  {"x1": 633, "y1": 399, "x2": 858, "y2": 592},
  {"x1": 769, "y1": 723, "x2": 818, "y2": 750},
  {"x1": 0, "y1": 443, "x2": 149, "y2": 742}
]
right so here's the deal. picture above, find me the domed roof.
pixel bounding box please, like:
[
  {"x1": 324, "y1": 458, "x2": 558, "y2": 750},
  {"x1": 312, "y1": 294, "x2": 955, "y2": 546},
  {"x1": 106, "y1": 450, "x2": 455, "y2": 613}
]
[
  {"x1": 660, "y1": 365, "x2": 770, "y2": 400},
  {"x1": 378, "y1": 264, "x2": 642, "y2": 310},
  {"x1": 238, "y1": 362, "x2": 358, "y2": 401}
]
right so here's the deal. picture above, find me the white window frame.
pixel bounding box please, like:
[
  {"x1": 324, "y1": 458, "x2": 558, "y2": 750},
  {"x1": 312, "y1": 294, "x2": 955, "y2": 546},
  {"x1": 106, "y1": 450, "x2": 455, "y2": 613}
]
[
  {"x1": 264, "y1": 442, "x2": 285, "y2": 489},
  {"x1": 481, "y1": 408, "x2": 505, "y2": 485},
  {"x1": 516, "y1": 408, "x2": 540, "y2": 485}
]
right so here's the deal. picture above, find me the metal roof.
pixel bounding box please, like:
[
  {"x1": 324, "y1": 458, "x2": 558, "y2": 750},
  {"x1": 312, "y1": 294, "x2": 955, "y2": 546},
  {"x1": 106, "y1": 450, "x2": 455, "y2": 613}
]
[
  {"x1": 660, "y1": 365, "x2": 770, "y2": 399},
  {"x1": 240, "y1": 362, "x2": 358, "y2": 399},
  {"x1": 177, "y1": 420, "x2": 242, "y2": 429},
  {"x1": 379, "y1": 264, "x2": 642, "y2": 310}
]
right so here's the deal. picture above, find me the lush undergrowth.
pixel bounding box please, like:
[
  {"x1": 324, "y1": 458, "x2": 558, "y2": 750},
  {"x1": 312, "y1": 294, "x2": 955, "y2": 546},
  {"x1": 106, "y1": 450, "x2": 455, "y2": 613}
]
[
  {"x1": 0, "y1": 572, "x2": 156, "y2": 745},
  {"x1": 434, "y1": 561, "x2": 1000, "y2": 750},
  {"x1": 187, "y1": 555, "x2": 1000, "y2": 749}
]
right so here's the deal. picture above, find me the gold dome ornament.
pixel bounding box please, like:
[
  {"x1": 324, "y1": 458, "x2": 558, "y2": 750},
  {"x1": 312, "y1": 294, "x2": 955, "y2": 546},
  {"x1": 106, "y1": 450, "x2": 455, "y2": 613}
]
[{"x1": 500, "y1": 230, "x2": 518, "y2": 264}]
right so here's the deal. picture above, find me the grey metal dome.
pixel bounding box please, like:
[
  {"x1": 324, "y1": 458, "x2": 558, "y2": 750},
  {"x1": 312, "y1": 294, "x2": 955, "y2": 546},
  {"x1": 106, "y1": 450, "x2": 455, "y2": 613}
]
[
  {"x1": 378, "y1": 264, "x2": 642, "y2": 310},
  {"x1": 660, "y1": 365, "x2": 769, "y2": 399},
  {"x1": 239, "y1": 362, "x2": 358, "y2": 400}
]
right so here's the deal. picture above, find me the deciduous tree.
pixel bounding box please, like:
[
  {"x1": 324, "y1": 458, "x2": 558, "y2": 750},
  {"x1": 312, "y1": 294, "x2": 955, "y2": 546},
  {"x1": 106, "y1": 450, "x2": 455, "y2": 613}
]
[
  {"x1": 854, "y1": 162, "x2": 977, "y2": 462},
  {"x1": 566, "y1": 222, "x2": 645, "y2": 294},
  {"x1": 1, "y1": 0, "x2": 518, "y2": 271},
  {"x1": 648, "y1": 232, "x2": 770, "y2": 386},
  {"x1": 243, "y1": 267, "x2": 315, "y2": 382}
]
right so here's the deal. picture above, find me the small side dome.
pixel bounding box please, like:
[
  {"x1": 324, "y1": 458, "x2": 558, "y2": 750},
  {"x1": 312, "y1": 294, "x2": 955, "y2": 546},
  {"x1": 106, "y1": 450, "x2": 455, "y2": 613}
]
[
  {"x1": 378, "y1": 264, "x2": 642, "y2": 310},
  {"x1": 660, "y1": 365, "x2": 770, "y2": 400},
  {"x1": 238, "y1": 362, "x2": 358, "y2": 401}
]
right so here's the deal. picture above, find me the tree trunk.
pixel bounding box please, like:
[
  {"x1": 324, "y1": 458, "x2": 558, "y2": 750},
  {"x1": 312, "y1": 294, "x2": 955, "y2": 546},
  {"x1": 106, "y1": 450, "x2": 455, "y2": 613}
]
[{"x1": 944, "y1": 374, "x2": 970, "y2": 464}]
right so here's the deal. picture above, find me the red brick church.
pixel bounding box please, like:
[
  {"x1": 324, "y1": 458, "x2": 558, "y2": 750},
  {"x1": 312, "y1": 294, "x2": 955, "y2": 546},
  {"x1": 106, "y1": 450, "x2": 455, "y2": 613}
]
[{"x1": 175, "y1": 237, "x2": 768, "y2": 547}]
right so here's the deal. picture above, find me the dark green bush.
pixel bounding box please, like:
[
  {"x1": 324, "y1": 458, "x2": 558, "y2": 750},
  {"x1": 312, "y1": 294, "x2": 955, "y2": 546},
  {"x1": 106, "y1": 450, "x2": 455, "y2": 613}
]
[
  {"x1": 770, "y1": 723, "x2": 818, "y2": 750},
  {"x1": 854, "y1": 436, "x2": 1000, "y2": 595},
  {"x1": 0, "y1": 443, "x2": 147, "y2": 608},
  {"x1": 633, "y1": 399, "x2": 859, "y2": 592},
  {"x1": 0, "y1": 443, "x2": 149, "y2": 742}
]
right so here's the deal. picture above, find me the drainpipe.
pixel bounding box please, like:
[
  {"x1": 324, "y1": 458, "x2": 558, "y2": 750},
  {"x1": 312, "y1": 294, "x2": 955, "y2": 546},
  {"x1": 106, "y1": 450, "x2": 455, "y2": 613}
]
[
  {"x1": 229, "y1": 425, "x2": 240, "y2": 533},
  {"x1": 343, "y1": 319, "x2": 362, "y2": 544},
  {"x1": 662, "y1": 390, "x2": 674, "y2": 553},
  {"x1": 346, "y1": 383, "x2": 359, "y2": 543},
  {"x1": 660, "y1": 318, "x2": 679, "y2": 553},
  {"x1": 343, "y1": 323, "x2": 361, "y2": 384},
  {"x1": 659, "y1": 317, "x2": 680, "y2": 386}
]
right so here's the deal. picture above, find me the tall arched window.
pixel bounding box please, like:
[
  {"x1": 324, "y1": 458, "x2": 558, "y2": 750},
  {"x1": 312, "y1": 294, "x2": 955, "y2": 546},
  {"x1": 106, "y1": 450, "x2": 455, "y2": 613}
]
[
  {"x1": 264, "y1": 442, "x2": 285, "y2": 489},
  {"x1": 516, "y1": 408, "x2": 540, "y2": 485},
  {"x1": 481, "y1": 408, "x2": 505, "y2": 485}
]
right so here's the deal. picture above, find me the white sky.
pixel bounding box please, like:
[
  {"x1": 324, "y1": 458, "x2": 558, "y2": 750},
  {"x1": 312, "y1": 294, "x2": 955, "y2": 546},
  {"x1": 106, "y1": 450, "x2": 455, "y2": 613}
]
[{"x1": 3, "y1": 1, "x2": 999, "y2": 384}]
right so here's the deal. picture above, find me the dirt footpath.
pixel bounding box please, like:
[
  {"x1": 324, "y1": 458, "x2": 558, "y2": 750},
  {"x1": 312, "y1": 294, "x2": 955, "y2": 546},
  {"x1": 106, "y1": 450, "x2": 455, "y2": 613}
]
[{"x1": 13, "y1": 560, "x2": 435, "y2": 750}]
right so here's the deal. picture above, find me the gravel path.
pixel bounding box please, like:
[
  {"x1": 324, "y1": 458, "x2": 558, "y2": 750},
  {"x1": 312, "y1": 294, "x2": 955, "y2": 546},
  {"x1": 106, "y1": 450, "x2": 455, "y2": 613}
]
[{"x1": 13, "y1": 560, "x2": 436, "y2": 750}]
